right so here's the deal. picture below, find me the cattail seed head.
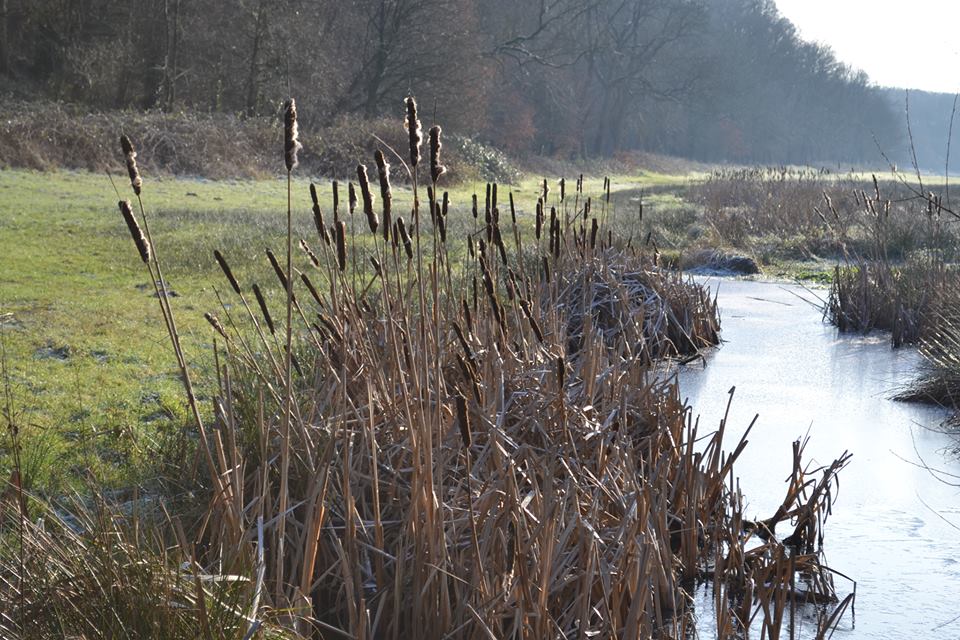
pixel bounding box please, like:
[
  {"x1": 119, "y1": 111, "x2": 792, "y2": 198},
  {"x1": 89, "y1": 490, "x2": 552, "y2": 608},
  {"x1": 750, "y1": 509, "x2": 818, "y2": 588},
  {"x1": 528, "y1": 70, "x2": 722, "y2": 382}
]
[
  {"x1": 397, "y1": 216, "x2": 413, "y2": 259},
  {"x1": 348, "y1": 182, "x2": 358, "y2": 215},
  {"x1": 357, "y1": 164, "x2": 378, "y2": 234},
  {"x1": 252, "y1": 284, "x2": 275, "y2": 334},
  {"x1": 375, "y1": 150, "x2": 392, "y2": 241},
  {"x1": 455, "y1": 393, "x2": 471, "y2": 449},
  {"x1": 559, "y1": 178, "x2": 565, "y2": 202},
  {"x1": 335, "y1": 221, "x2": 347, "y2": 272},
  {"x1": 310, "y1": 183, "x2": 331, "y2": 245},
  {"x1": 204, "y1": 312, "x2": 228, "y2": 340},
  {"x1": 214, "y1": 249, "x2": 241, "y2": 294},
  {"x1": 265, "y1": 248, "x2": 289, "y2": 293},
  {"x1": 299, "y1": 238, "x2": 320, "y2": 267},
  {"x1": 283, "y1": 98, "x2": 301, "y2": 172},
  {"x1": 332, "y1": 180, "x2": 340, "y2": 223},
  {"x1": 542, "y1": 178, "x2": 549, "y2": 202},
  {"x1": 119, "y1": 135, "x2": 142, "y2": 195},
  {"x1": 118, "y1": 200, "x2": 151, "y2": 263},
  {"x1": 429, "y1": 125, "x2": 445, "y2": 183},
  {"x1": 405, "y1": 96, "x2": 422, "y2": 168},
  {"x1": 472, "y1": 194, "x2": 478, "y2": 218}
]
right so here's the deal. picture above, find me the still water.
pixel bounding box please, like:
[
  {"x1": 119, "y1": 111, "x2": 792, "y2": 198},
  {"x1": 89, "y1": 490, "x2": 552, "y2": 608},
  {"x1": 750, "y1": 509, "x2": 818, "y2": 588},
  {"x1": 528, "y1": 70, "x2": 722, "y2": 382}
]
[{"x1": 679, "y1": 279, "x2": 960, "y2": 640}]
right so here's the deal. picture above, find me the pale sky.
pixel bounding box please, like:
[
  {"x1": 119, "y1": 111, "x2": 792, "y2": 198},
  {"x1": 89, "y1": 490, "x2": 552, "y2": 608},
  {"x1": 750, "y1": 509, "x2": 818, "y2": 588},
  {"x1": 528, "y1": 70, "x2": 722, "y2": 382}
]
[{"x1": 775, "y1": 0, "x2": 960, "y2": 94}]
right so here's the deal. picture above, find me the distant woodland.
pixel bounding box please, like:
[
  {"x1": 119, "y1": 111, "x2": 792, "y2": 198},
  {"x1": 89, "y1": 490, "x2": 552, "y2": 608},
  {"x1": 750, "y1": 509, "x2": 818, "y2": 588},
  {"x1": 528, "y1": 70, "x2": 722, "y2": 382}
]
[{"x1": 0, "y1": 0, "x2": 954, "y2": 167}]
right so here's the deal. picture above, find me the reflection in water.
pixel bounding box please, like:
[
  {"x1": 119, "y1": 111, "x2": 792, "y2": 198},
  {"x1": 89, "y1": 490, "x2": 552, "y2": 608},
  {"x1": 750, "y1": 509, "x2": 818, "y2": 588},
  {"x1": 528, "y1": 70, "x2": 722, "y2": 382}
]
[{"x1": 679, "y1": 279, "x2": 960, "y2": 640}]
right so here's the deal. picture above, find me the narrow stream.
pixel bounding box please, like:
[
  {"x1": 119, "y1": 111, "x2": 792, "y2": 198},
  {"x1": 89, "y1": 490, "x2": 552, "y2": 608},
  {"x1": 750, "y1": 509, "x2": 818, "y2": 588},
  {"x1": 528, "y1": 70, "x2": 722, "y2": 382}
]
[{"x1": 680, "y1": 279, "x2": 960, "y2": 639}]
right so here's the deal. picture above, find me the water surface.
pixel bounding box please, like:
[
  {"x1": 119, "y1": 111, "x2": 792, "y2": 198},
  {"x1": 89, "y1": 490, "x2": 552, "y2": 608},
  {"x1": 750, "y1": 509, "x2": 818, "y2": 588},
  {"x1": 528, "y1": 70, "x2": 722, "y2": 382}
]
[{"x1": 680, "y1": 279, "x2": 960, "y2": 639}]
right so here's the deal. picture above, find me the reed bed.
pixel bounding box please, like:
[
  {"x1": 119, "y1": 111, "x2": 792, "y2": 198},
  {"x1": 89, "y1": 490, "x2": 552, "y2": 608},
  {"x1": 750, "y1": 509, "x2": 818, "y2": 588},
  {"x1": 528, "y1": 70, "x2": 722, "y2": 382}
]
[
  {"x1": 824, "y1": 177, "x2": 960, "y2": 347},
  {"x1": 0, "y1": 98, "x2": 853, "y2": 639}
]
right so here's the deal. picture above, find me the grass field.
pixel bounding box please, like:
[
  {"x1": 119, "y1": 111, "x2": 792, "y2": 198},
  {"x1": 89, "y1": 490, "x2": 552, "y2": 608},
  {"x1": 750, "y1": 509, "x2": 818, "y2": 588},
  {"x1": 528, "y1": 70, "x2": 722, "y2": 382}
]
[{"x1": 0, "y1": 167, "x2": 697, "y2": 491}]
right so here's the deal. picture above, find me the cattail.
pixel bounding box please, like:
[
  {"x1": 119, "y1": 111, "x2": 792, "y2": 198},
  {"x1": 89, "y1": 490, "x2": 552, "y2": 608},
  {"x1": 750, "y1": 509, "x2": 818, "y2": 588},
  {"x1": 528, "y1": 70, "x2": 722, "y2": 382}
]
[
  {"x1": 300, "y1": 273, "x2": 323, "y2": 307},
  {"x1": 535, "y1": 200, "x2": 543, "y2": 240},
  {"x1": 462, "y1": 299, "x2": 473, "y2": 334},
  {"x1": 542, "y1": 256, "x2": 550, "y2": 283},
  {"x1": 559, "y1": 178, "x2": 565, "y2": 202},
  {"x1": 332, "y1": 180, "x2": 340, "y2": 223},
  {"x1": 310, "y1": 183, "x2": 331, "y2": 245},
  {"x1": 429, "y1": 125, "x2": 445, "y2": 183},
  {"x1": 213, "y1": 249, "x2": 241, "y2": 294},
  {"x1": 204, "y1": 312, "x2": 228, "y2": 340},
  {"x1": 252, "y1": 284, "x2": 275, "y2": 334},
  {"x1": 492, "y1": 183, "x2": 498, "y2": 212},
  {"x1": 442, "y1": 191, "x2": 449, "y2": 219},
  {"x1": 556, "y1": 356, "x2": 565, "y2": 389},
  {"x1": 472, "y1": 193, "x2": 478, "y2": 218},
  {"x1": 492, "y1": 225, "x2": 507, "y2": 265},
  {"x1": 405, "y1": 96, "x2": 422, "y2": 168},
  {"x1": 265, "y1": 248, "x2": 289, "y2": 293},
  {"x1": 485, "y1": 183, "x2": 491, "y2": 220},
  {"x1": 508, "y1": 192, "x2": 516, "y2": 225},
  {"x1": 357, "y1": 164, "x2": 378, "y2": 234},
  {"x1": 455, "y1": 393, "x2": 471, "y2": 449},
  {"x1": 542, "y1": 178, "x2": 549, "y2": 202},
  {"x1": 299, "y1": 238, "x2": 320, "y2": 267},
  {"x1": 119, "y1": 135, "x2": 142, "y2": 196},
  {"x1": 605, "y1": 177, "x2": 611, "y2": 203},
  {"x1": 437, "y1": 208, "x2": 447, "y2": 243},
  {"x1": 370, "y1": 256, "x2": 383, "y2": 277},
  {"x1": 348, "y1": 182, "x2": 358, "y2": 215},
  {"x1": 518, "y1": 299, "x2": 544, "y2": 343},
  {"x1": 452, "y1": 321, "x2": 475, "y2": 364},
  {"x1": 283, "y1": 98, "x2": 301, "y2": 172},
  {"x1": 375, "y1": 150, "x2": 392, "y2": 242},
  {"x1": 590, "y1": 218, "x2": 599, "y2": 249},
  {"x1": 397, "y1": 216, "x2": 413, "y2": 259},
  {"x1": 118, "y1": 200, "x2": 151, "y2": 263},
  {"x1": 335, "y1": 221, "x2": 347, "y2": 272},
  {"x1": 577, "y1": 174, "x2": 583, "y2": 193}
]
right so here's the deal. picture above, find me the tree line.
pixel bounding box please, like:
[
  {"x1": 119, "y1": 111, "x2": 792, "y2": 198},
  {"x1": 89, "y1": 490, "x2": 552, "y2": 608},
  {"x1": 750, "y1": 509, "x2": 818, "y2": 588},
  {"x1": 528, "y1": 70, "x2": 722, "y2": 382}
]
[{"x1": 0, "y1": 0, "x2": 901, "y2": 165}]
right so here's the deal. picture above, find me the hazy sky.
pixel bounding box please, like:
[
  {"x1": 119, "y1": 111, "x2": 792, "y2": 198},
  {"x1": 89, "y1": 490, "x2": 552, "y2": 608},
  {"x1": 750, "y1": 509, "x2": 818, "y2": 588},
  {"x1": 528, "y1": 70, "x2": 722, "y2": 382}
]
[{"x1": 775, "y1": 0, "x2": 960, "y2": 94}]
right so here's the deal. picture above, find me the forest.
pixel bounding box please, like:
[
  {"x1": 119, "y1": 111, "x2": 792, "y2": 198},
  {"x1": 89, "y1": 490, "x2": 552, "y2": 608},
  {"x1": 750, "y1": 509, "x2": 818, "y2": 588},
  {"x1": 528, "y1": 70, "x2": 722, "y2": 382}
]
[{"x1": 0, "y1": 0, "x2": 903, "y2": 165}]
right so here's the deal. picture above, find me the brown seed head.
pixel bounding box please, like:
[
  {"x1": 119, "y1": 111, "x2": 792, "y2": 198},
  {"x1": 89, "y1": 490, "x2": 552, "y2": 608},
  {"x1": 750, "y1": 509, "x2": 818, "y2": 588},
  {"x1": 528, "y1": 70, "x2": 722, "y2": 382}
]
[
  {"x1": 119, "y1": 135, "x2": 142, "y2": 195},
  {"x1": 204, "y1": 312, "x2": 228, "y2": 340},
  {"x1": 335, "y1": 221, "x2": 347, "y2": 272},
  {"x1": 429, "y1": 125, "x2": 446, "y2": 183},
  {"x1": 455, "y1": 393, "x2": 471, "y2": 449},
  {"x1": 348, "y1": 182, "x2": 358, "y2": 215},
  {"x1": 283, "y1": 98, "x2": 301, "y2": 172},
  {"x1": 118, "y1": 200, "x2": 150, "y2": 263},
  {"x1": 357, "y1": 164, "x2": 378, "y2": 234},
  {"x1": 213, "y1": 249, "x2": 241, "y2": 294},
  {"x1": 405, "y1": 96, "x2": 422, "y2": 168},
  {"x1": 375, "y1": 150, "x2": 392, "y2": 241}
]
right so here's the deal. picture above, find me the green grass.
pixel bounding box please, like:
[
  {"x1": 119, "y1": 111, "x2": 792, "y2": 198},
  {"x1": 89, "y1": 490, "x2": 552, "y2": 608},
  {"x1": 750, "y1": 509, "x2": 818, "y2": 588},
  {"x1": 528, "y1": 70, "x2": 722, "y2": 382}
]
[{"x1": 0, "y1": 167, "x2": 695, "y2": 492}]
